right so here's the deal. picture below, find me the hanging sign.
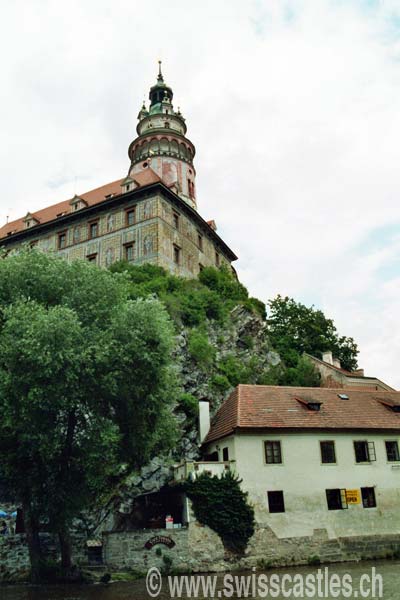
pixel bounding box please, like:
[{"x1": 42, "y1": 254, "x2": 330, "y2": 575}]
[
  {"x1": 144, "y1": 535, "x2": 176, "y2": 550},
  {"x1": 346, "y1": 489, "x2": 361, "y2": 504}
]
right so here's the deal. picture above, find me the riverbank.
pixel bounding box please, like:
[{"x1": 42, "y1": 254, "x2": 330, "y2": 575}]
[{"x1": 0, "y1": 559, "x2": 399, "y2": 599}]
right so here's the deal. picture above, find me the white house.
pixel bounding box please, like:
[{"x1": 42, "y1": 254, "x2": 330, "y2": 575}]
[{"x1": 200, "y1": 385, "x2": 400, "y2": 541}]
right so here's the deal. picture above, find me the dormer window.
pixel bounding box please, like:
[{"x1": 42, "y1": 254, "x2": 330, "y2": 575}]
[
  {"x1": 69, "y1": 195, "x2": 88, "y2": 213},
  {"x1": 121, "y1": 177, "x2": 134, "y2": 194},
  {"x1": 296, "y1": 397, "x2": 322, "y2": 411},
  {"x1": 23, "y1": 213, "x2": 39, "y2": 229}
]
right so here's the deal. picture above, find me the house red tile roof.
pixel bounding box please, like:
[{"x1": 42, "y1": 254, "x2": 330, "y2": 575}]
[
  {"x1": 204, "y1": 384, "x2": 400, "y2": 443},
  {"x1": 0, "y1": 168, "x2": 162, "y2": 240}
]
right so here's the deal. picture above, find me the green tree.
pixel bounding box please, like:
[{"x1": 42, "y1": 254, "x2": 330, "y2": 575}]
[
  {"x1": 267, "y1": 295, "x2": 359, "y2": 372},
  {"x1": 0, "y1": 250, "x2": 176, "y2": 580}
]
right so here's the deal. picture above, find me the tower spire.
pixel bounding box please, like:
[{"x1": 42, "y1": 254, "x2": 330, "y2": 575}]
[{"x1": 158, "y1": 59, "x2": 164, "y2": 83}]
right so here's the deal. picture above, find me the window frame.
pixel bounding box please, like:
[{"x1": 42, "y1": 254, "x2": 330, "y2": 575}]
[
  {"x1": 361, "y1": 487, "x2": 377, "y2": 509},
  {"x1": 87, "y1": 253, "x2": 98, "y2": 264},
  {"x1": 264, "y1": 440, "x2": 283, "y2": 465},
  {"x1": 385, "y1": 440, "x2": 400, "y2": 462},
  {"x1": 124, "y1": 242, "x2": 135, "y2": 263},
  {"x1": 353, "y1": 440, "x2": 376, "y2": 463},
  {"x1": 320, "y1": 440, "x2": 337, "y2": 465},
  {"x1": 173, "y1": 212, "x2": 180, "y2": 230},
  {"x1": 173, "y1": 244, "x2": 181, "y2": 266},
  {"x1": 197, "y1": 232, "x2": 203, "y2": 251},
  {"x1": 88, "y1": 220, "x2": 99, "y2": 239},
  {"x1": 326, "y1": 488, "x2": 348, "y2": 511},
  {"x1": 125, "y1": 207, "x2": 136, "y2": 227},
  {"x1": 58, "y1": 230, "x2": 67, "y2": 249},
  {"x1": 267, "y1": 491, "x2": 285, "y2": 513}
]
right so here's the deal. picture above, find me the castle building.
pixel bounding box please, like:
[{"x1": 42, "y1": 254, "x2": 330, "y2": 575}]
[{"x1": 0, "y1": 63, "x2": 237, "y2": 276}]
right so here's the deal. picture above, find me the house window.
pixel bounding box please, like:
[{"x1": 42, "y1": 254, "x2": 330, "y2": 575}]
[
  {"x1": 320, "y1": 441, "x2": 336, "y2": 464},
  {"x1": 385, "y1": 441, "x2": 400, "y2": 462},
  {"x1": 354, "y1": 441, "x2": 376, "y2": 463},
  {"x1": 326, "y1": 489, "x2": 348, "y2": 510},
  {"x1": 215, "y1": 252, "x2": 220, "y2": 267},
  {"x1": 126, "y1": 208, "x2": 136, "y2": 226},
  {"x1": 58, "y1": 232, "x2": 67, "y2": 249},
  {"x1": 89, "y1": 221, "x2": 99, "y2": 239},
  {"x1": 264, "y1": 441, "x2": 282, "y2": 464},
  {"x1": 126, "y1": 184, "x2": 130, "y2": 192},
  {"x1": 173, "y1": 245, "x2": 181, "y2": 265},
  {"x1": 198, "y1": 233, "x2": 203, "y2": 251},
  {"x1": 361, "y1": 487, "x2": 376, "y2": 508},
  {"x1": 267, "y1": 491, "x2": 285, "y2": 513},
  {"x1": 125, "y1": 242, "x2": 135, "y2": 262},
  {"x1": 87, "y1": 253, "x2": 97, "y2": 263},
  {"x1": 222, "y1": 447, "x2": 229, "y2": 462},
  {"x1": 173, "y1": 212, "x2": 180, "y2": 229}
]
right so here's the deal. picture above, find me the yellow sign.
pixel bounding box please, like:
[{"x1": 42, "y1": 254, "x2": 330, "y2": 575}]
[{"x1": 346, "y1": 489, "x2": 361, "y2": 504}]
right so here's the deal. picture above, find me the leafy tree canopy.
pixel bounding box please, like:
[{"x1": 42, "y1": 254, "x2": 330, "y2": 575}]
[
  {"x1": 267, "y1": 295, "x2": 359, "y2": 372},
  {"x1": 0, "y1": 250, "x2": 177, "y2": 576}
]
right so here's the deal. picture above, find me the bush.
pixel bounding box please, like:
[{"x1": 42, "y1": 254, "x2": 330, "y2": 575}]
[
  {"x1": 178, "y1": 393, "x2": 199, "y2": 422},
  {"x1": 188, "y1": 329, "x2": 216, "y2": 368},
  {"x1": 184, "y1": 471, "x2": 255, "y2": 554}
]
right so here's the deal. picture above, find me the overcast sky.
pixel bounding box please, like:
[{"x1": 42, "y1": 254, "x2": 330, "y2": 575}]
[{"x1": 1, "y1": 0, "x2": 400, "y2": 387}]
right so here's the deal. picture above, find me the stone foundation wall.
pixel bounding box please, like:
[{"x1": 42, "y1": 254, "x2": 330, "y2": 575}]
[
  {"x1": 0, "y1": 533, "x2": 87, "y2": 581},
  {"x1": 102, "y1": 523, "x2": 400, "y2": 574}
]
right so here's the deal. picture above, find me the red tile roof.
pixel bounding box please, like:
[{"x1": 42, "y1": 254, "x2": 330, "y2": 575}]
[
  {"x1": 204, "y1": 385, "x2": 400, "y2": 443},
  {"x1": 0, "y1": 168, "x2": 162, "y2": 239}
]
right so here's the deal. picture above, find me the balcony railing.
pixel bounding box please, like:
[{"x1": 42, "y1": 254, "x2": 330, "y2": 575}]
[{"x1": 172, "y1": 460, "x2": 234, "y2": 483}]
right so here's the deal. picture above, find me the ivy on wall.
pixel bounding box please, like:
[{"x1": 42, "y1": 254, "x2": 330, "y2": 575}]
[{"x1": 184, "y1": 471, "x2": 255, "y2": 555}]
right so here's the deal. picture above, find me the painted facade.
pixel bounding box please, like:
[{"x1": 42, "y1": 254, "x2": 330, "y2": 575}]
[{"x1": 0, "y1": 64, "x2": 237, "y2": 276}]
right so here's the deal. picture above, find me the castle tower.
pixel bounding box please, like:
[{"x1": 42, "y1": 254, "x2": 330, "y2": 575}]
[{"x1": 127, "y1": 62, "x2": 197, "y2": 209}]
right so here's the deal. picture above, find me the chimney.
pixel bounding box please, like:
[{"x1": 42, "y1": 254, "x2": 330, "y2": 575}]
[
  {"x1": 322, "y1": 351, "x2": 333, "y2": 365},
  {"x1": 198, "y1": 401, "x2": 211, "y2": 443},
  {"x1": 332, "y1": 357, "x2": 341, "y2": 369},
  {"x1": 353, "y1": 368, "x2": 365, "y2": 377}
]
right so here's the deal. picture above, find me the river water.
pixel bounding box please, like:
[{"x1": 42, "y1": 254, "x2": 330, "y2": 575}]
[{"x1": 0, "y1": 561, "x2": 398, "y2": 599}]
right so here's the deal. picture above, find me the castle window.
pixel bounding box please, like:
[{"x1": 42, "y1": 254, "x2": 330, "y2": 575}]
[
  {"x1": 320, "y1": 441, "x2": 336, "y2": 464},
  {"x1": 267, "y1": 491, "x2": 285, "y2": 513},
  {"x1": 197, "y1": 232, "x2": 203, "y2": 251},
  {"x1": 173, "y1": 244, "x2": 181, "y2": 265},
  {"x1": 385, "y1": 441, "x2": 400, "y2": 462},
  {"x1": 126, "y1": 208, "x2": 136, "y2": 226},
  {"x1": 58, "y1": 232, "x2": 67, "y2": 249},
  {"x1": 199, "y1": 263, "x2": 204, "y2": 272},
  {"x1": 87, "y1": 253, "x2": 97, "y2": 264},
  {"x1": 89, "y1": 221, "x2": 99, "y2": 239},
  {"x1": 264, "y1": 441, "x2": 282, "y2": 464},
  {"x1": 326, "y1": 489, "x2": 348, "y2": 510},
  {"x1": 215, "y1": 252, "x2": 220, "y2": 267},
  {"x1": 173, "y1": 212, "x2": 180, "y2": 230},
  {"x1": 361, "y1": 487, "x2": 376, "y2": 508},
  {"x1": 124, "y1": 242, "x2": 135, "y2": 262}
]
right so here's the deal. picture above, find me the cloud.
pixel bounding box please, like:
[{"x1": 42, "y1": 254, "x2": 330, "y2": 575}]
[{"x1": 1, "y1": 0, "x2": 400, "y2": 386}]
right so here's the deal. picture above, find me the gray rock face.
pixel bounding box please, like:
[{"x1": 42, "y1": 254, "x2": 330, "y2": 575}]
[{"x1": 110, "y1": 304, "x2": 280, "y2": 518}]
